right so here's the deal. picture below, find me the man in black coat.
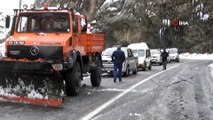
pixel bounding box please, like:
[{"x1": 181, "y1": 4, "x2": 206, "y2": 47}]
[
  {"x1": 161, "y1": 49, "x2": 169, "y2": 70},
  {"x1": 111, "y1": 45, "x2": 125, "y2": 82}
]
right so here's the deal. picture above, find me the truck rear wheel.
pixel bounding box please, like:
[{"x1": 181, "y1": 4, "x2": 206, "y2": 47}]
[
  {"x1": 65, "y1": 62, "x2": 81, "y2": 96},
  {"x1": 90, "y1": 56, "x2": 102, "y2": 87},
  {"x1": 90, "y1": 69, "x2": 101, "y2": 87}
]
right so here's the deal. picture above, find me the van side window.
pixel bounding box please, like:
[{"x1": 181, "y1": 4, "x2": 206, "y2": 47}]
[
  {"x1": 146, "y1": 50, "x2": 151, "y2": 57},
  {"x1": 128, "y1": 49, "x2": 133, "y2": 57}
]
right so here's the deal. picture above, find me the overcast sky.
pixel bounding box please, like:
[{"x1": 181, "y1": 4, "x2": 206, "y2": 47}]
[{"x1": 0, "y1": 0, "x2": 35, "y2": 14}]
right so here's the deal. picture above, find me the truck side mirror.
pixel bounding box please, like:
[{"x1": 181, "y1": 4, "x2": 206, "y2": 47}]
[
  {"x1": 5, "y1": 16, "x2": 10, "y2": 28},
  {"x1": 80, "y1": 17, "x2": 87, "y2": 33},
  {"x1": 81, "y1": 19, "x2": 87, "y2": 33},
  {"x1": 10, "y1": 16, "x2": 17, "y2": 36},
  {"x1": 73, "y1": 17, "x2": 78, "y2": 33}
]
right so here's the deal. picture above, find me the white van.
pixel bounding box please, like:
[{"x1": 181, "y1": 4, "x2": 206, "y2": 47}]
[{"x1": 127, "y1": 42, "x2": 151, "y2": 71}]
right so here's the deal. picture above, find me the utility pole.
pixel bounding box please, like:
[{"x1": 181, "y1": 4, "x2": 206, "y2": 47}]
[{"x1": 19, "y1": 0, "x2": 22, "y2": 9}]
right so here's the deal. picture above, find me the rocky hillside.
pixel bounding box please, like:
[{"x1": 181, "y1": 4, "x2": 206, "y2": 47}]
[{"x1": 34, "y1": 0, "x2": 212, "y2": 53}]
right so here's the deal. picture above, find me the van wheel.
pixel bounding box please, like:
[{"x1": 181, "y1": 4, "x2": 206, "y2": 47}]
[
  {"x1": 133, "y1": 67, "x2": 138, "y2": 75},
  {"x1": 123, "y1": 67, "x2": 129, "y2": 77},
  {"x1": 142, "y1": 62, "x2": 146, "y2": 71},
  {"x1": 148, "y1": 64, "x2": 152, "y2": 70},
  {"x1": 176, "y1": 58, "x2": 180, "y2": 62},
  {"x1": 65, "y1": 62, "x2": 81, "y2": 96}
]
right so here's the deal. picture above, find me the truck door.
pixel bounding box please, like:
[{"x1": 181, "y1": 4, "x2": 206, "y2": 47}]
[{"x1": 73, "y1": 15, "x2": 87, "y2": 55}]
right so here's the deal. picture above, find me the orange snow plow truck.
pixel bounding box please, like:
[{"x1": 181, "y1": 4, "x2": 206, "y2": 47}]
[{"x1": 0, "y1": 4, "x2": 104, "y2": 107}]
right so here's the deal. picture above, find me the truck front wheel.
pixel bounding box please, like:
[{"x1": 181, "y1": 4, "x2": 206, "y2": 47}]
[{"x1": 65, "y1": 62, "x2": 81, "y2": 96}]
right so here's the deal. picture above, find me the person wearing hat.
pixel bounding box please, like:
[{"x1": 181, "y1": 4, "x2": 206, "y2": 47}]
[{"x1": 111, "y1": 45, "x2": 125, "y2": 82}]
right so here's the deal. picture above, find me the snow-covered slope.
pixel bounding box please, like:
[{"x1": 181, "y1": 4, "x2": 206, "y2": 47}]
[
  {"x1": 0, "y1": 42, "x2": 5, "y2": 57},
  {"x1": 180, "y1": 53, "x2": 213, "y2": 60}
]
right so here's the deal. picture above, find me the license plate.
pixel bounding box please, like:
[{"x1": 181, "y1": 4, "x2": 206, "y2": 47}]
[{"x1": 105, "y1": 68, "x2": 113, "y2": 71}]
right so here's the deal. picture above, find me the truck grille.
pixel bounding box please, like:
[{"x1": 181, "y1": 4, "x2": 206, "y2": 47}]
[{"x1": 7, "y1": 46, "x2": 63, "y2": 61}]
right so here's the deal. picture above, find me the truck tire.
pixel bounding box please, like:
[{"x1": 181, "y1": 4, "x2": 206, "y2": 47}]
[
  {"x1": 90, "y1": 57, "x2": 102, "y2": 87},
  {"x1": 65, "y1": 62, "x2": 81, "y2": 96}
]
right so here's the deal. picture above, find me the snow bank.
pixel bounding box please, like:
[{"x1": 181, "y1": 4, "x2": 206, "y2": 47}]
[
  {"x1": 180, "y1": 53, "x2": 213, "y2": 77},
  {"x1": 0, "y1": 42, "x2": 5, "y2": 57},
  {"x1": 180, "y1": 53, "x2": 213, "y2": 60},
  {"x1": 209, "y1": 63, "x2": 213, "y2": 78}
]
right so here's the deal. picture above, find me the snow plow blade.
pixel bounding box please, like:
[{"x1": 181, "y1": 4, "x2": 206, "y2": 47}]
[{"x1": 0, "y1": 61, "x2": 64, "y2": 107}]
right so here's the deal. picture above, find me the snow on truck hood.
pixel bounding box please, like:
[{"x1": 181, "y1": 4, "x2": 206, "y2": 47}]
[{"x1": 6, "y1": 33, "x2": 71, "y2": 46}]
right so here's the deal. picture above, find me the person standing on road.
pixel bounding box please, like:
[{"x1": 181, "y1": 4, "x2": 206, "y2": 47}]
[
  {"x1": 161, "y1": 49, "x2": 169, "y2": 70},
  {"x1": 111, "y1": 45, "x2": 125, "y2": 82}
]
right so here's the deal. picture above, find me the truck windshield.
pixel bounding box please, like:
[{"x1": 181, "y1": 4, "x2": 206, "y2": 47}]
[{"x1": 17, "y1": 13, "x2": 70, "y2": 33}]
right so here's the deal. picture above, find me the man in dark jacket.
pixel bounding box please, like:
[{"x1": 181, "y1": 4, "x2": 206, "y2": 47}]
[
  {"x1": 111, "y1": 45, "x2": 125, "y2": 82},
  {"x1": 161, "y1": 49, "x2": 169, "y2": 70}
]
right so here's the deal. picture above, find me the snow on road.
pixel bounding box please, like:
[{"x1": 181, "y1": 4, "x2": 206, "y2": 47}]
[{"x1": 180, "y1": 52, "x2": 213, "y2": 77}]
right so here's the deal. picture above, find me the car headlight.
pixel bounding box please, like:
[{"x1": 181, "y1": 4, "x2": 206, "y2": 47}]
[{"x1": 52, "y1": 64, "x2": 63, "y2": 71}]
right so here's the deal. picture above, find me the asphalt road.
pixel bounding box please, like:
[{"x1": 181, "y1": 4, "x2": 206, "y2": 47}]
[{"x1": 0, "y1": 59, "x2": 212, "y2": 120}]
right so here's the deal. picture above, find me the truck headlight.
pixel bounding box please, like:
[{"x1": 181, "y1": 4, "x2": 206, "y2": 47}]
[{"x1": 52, "y1": 64, "x2": 63, "y2": 71}]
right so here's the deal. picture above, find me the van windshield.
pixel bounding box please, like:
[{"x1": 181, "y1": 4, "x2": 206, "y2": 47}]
[
  {"x1": 151, "y1": 50, "x2": 160, "y2": 55},
  {"x1": 102, "y1": 48, "x2": 116, "y2": 56},
  {"x1": 168, "y1": 49, "x2": 178, "y2": 54},
  {"x1": 102, "y1": 48, "x2": 127, "y2": 57},
  {"x1": 133, "y1": 50, "x2": 145, "y2": 57}
]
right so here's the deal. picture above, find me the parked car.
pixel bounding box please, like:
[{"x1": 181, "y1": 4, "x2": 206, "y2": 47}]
[
  {"x1": 150, "y1": 49, "x2": 162, "y2": 65},
  {"x1": 167, "y1": 48, "x2": 180, "y2": 62},
  {"x1": 127, "y1": 42, "x2": 152, "y2": 71},
  {"x1": 101, "y1": 47, "x2": 138, "y2": 76}
]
